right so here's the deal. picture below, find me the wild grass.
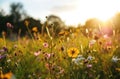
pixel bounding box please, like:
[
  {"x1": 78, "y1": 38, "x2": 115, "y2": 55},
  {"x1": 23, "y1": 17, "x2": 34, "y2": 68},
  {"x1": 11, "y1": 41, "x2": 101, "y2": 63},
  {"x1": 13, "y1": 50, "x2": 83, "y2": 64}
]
[{"x1": 0, "y1": 26, "x2": 120, "y2": 79}]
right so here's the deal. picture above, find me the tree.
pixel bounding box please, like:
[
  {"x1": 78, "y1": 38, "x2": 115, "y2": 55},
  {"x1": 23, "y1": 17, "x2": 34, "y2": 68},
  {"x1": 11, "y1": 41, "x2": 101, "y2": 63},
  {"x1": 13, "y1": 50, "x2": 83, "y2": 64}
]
[
  {"x1": 0, "y1": 9, "x2": 8, "y2": 37},
  {"x1": 43, "y1": 15, "x2": 65, "y2": 37},
  {"x1": 9, "y1": 3, "x2": 28, "y2": 35},
  {"x1": 10, "y1": 3, "x2": 22, "y2": 23}
]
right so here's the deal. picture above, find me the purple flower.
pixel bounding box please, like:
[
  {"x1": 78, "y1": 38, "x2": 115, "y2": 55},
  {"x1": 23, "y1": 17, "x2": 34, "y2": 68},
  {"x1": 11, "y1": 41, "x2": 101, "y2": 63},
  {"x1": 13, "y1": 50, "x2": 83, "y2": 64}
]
[
  {"x1": 0, "y1": 54, "x2": 6, "y2": 59},
  {"x1": 3, "y1": 47, "x2": 8, "y2": 52}
]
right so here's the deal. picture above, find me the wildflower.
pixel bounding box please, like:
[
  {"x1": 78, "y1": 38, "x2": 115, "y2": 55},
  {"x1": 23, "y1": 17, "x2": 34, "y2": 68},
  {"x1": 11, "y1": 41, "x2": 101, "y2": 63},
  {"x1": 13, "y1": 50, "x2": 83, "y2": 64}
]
[
  {"x1": 77, "y1": 55, "x2": 85, "y2": 60},
  {"x1": 101, "y1": 26, "x2": 113, "y2": 36},
  {"x1": 6, "y1": 22, "x2": 13, "y2": 29},
  {"x1": 45, "y1": 63, "x2": 50, "y2": 70},
  {"x1": 3, "y1": 47, "x2": 8, "y2": 52},
  {"x1": 87, "y1": 64, "x2": 92, "y2": 68},
  {"x1": 103, "y1": 34, "x2": 109, "y2": 39},
  {"x1": 34, "y1": 51, "x2": 41, "y2": 56},
  {"x1": 0, "y1": 49, "x2": 5, "y2": 53},
  {"x1": 2, "y1": 72, "x2": 16, "y2": 79},
  {"x1": 0, "y1": 54, "x2": 6, "y2": 59},
  {"x1": 45, "y1": 53, "x2": 51, "y2": 59},
  {"x1": 72, "y1": 56, "x2": 84, "y2": 65},
  {"x1": 7, "y1": 59, "x2": 11, "y2": 63},
  {"x1": 72, "y1": 58, "x2": 79, "y2": 65},
  {"x1": 112, "y1": 56, "x2": 120, "y2": 63},
  {"x1": 105, "y1": 40, "x2": 112, "y2": 46},
  {"x1": 32, "y1": 27, "x2": 38, "y2": 32},
  {"x1": 87, "y1": 55, "x2": 95, "y2": 61},
  {"x1": 67, "y1": 47, "x2": 79, "y2": 58},
  {"x1": 89, "y1": 40, "x2": 96, "y2": 47},
  {"x1": 28, "y1": 75, "x2": 32, "y2": 78},
  {"x1": 43, "y1": 42, "x2": 48, "y2": 48}
]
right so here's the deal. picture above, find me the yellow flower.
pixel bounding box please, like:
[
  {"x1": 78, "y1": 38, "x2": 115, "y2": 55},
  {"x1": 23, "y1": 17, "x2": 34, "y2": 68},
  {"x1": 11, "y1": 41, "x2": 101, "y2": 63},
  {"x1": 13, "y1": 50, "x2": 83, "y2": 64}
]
[
  {"x1": 67, "y1": 47, "x2": 79, "y2": 58},
  {"x1": 0, "y1": 71, "x2": 14, "y2": 79},
  {"x1": 3, "y1": 72, "x2": 13, "y2": 79},
  {"x1": 32, "y1": 27, "x2": 38, "y2": 32}
]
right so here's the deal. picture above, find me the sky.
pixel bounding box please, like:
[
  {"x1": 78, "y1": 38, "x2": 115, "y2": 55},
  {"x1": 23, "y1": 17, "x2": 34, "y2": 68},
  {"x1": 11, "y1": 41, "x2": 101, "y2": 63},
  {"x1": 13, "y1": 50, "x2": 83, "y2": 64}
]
[{"x1": 0, "y1": 0, "x2": 120, "y2": 25}]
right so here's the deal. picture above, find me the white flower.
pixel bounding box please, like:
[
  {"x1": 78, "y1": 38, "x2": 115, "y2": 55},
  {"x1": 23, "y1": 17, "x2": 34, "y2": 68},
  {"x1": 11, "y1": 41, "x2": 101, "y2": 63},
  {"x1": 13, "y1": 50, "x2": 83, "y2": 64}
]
[
  {"x1": 34, "y1": 51, "x2": 41, "y2": 56},
  {"x1": 112, "y1": 56, "x2": 120, "y2": 63},
  {"x1": 87, "y1": 55, "x2": 95, "y2": 61},
  {"x1": 72, "y1": 55, "x2": 85, "y2": 65},
  {"x1": 7, "y1": 59, "x2": 11, "y2": 63},
  {"x1": 89, "y1": 40, "x2": 96, "y2": 47},
  {"x1": 77, "y1": 55, "x2": 85, "y2": 60}
]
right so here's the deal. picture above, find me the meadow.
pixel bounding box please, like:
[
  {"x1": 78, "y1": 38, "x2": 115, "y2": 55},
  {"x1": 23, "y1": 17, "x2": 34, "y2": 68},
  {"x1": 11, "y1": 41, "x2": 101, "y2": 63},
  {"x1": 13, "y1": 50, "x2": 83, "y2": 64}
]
[{"x1": 0, "y1": 24, "x2": 120, "y2": 79}]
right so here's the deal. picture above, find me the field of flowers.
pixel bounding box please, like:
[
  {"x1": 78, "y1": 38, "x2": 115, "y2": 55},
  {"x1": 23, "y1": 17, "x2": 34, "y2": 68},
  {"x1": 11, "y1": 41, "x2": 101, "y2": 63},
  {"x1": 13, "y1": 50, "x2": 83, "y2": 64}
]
[{"x1": 0, "y1": 24, "x2": 120, "y2": 79}]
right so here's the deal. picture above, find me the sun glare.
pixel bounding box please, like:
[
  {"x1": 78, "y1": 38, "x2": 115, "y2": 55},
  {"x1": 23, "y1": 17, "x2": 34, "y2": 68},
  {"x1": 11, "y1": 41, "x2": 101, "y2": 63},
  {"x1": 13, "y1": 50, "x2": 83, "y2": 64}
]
[
  {"x1": 72, "y1": 0, "x2": 120, "y2": 25},
  {"x1": 51, "y1": 0, "x2": 120, "y2": 25}
]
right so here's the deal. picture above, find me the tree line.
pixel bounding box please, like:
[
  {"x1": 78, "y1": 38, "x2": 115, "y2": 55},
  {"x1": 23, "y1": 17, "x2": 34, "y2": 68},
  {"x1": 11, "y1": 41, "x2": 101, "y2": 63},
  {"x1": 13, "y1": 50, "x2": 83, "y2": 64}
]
[{"x1": 0, "y1": 2, "x2": 120, "y2": 38}]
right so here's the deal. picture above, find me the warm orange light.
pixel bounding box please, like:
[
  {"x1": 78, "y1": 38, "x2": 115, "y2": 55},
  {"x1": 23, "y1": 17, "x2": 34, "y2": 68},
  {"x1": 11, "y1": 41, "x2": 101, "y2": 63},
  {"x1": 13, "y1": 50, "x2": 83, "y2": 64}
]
[{"x1": 60, "y1": 0, "x2": 120, "y2": 25}]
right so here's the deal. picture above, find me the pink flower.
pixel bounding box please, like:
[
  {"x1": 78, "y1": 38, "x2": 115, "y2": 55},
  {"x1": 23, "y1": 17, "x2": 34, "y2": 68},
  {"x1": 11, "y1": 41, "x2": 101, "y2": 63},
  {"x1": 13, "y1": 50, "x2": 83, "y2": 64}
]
[
  {"x1": 6, "y1": 22, "x2": 13, "y2": 28},
  {"x1": 101, "y1": 26, "x2": 113, "y2": 36},
  {"x1": 45, "y1": 63, "x2": 50, "y2": 70},
  {"x1": 43, "y1": 42, "x2": 48, "y2": 48},
  {"x1": 103, "y1": 34, "x2": 109, "y2": 39},
  {"x1": 103, "y1": 40, "x2": 112, "y2": 49},
  {"x1": 0, "y1": 49, "x2": 5, "y2": 53},
  {"x1": 89, "y1": 40, "x2": 96, "y2": 47},
  {"x1": 87, "y1": 64, "x2": 92, "y2": 68},
  {"x1": 34, "y1": 51, "x2": 41, "y2": 56},
  {"x1": 106, "y1": 40, "x2": 112, "y2": 46},
  {"x1": 45, "y1": 53, "x2": 51, "y2": 59}
]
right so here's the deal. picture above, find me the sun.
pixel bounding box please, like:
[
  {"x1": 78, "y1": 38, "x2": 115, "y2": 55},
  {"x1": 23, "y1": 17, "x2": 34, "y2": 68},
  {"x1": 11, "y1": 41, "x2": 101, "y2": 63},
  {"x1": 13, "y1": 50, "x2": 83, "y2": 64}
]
[
  {"x1": 75, "y1": 0, "x2": 120, "y2": 23},
  {"x1": 56, "y1": 0, "x2": 120, "y2": 25}
]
